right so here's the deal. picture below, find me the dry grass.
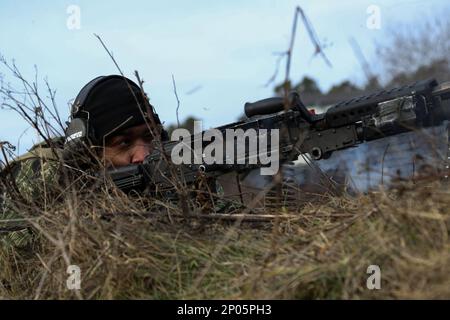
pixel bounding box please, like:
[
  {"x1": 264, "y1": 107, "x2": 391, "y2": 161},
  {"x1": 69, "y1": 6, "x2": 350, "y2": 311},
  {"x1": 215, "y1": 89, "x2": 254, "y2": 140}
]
[{"x1": 1, "y1": 175, "x2": 449, "y2": 300}]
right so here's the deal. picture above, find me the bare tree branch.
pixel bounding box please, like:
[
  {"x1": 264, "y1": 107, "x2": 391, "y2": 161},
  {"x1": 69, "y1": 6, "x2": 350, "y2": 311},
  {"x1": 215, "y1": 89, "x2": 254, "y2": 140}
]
[
  {"x1": 266, "y1": 6, "x2": 332, "y2": 92},
  {"x1": 172, "y1": 74, "x2": 181, "y2": 127}
]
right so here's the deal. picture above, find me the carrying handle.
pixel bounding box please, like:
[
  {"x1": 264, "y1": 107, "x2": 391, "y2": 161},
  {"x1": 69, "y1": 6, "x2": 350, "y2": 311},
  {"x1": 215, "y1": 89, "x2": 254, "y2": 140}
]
[{"x1": 244, "y1": 92, "x2": 313, "y2": 123}]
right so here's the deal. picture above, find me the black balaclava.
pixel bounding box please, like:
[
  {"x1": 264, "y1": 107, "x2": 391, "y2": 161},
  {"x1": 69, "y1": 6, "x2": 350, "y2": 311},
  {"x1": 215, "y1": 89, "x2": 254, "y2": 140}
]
[{"x1": 82, "y1": 77, "x2": 151, "y2": 144}]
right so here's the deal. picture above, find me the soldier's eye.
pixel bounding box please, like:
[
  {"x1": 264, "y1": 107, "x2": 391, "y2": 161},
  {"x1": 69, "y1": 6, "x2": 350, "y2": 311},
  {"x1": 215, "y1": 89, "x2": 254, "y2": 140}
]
[{"x1": 119, "y1": 139, "x2": 131, "y2": 147}]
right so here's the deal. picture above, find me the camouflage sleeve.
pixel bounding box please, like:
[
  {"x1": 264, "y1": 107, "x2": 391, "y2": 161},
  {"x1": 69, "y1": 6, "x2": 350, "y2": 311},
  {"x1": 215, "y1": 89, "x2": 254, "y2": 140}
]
[{"x1": 0, "y1": 157, "x2": 60, "y2": 249}]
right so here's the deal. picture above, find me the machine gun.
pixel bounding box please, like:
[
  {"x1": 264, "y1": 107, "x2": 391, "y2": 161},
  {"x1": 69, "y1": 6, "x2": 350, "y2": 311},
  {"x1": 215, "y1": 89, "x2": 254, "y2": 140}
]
[{"x1": 108, "y1": 79, "x2": 450, "y2": 197}]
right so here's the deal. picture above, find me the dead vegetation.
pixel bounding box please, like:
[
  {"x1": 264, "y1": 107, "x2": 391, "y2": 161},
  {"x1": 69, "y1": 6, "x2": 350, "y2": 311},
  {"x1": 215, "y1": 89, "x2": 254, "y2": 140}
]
[{"x1": 1, "y1": 175, "x2": 449, "y2": 299}]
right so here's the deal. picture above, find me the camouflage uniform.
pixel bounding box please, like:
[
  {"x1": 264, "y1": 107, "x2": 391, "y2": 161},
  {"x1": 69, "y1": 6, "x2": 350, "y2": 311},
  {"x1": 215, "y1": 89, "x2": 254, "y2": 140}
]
[{"x1": 0, "y1": 140, "x2": 62, "y2": 249}]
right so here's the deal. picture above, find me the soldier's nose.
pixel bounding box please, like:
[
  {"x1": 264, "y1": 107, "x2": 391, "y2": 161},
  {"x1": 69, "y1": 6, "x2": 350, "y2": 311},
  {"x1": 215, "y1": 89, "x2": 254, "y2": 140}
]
[{"x1": 131, "y1": 144, "x2": 150, "y2": 164}]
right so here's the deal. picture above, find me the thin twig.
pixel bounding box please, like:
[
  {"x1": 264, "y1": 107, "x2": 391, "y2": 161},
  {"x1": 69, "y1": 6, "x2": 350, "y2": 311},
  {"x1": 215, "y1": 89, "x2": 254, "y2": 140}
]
[
  {"x1": 266, "y1": 6, "x2": 332, "y2": 91},
  {"x1": 172, "y1": 74, "x2": 181, "y2": 127}
]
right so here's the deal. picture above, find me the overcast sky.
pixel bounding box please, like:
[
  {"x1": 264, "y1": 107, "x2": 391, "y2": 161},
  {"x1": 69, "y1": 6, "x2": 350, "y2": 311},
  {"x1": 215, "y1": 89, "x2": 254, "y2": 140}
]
[{"x1": 1, "y1": 0, "x2": 449, "y2": 154}]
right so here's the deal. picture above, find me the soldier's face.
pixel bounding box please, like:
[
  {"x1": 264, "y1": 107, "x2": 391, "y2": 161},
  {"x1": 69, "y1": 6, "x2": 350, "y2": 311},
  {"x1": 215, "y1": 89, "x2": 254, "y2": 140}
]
[{"x1": 103, "y1": 123, "x2": 154, "y2": 167}]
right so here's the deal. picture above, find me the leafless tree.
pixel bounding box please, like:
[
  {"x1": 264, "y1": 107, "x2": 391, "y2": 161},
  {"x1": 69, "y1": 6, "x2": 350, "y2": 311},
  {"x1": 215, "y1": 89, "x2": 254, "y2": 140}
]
[{"x1": 375, "y1": 14, "x2": 450, "y2": 85}]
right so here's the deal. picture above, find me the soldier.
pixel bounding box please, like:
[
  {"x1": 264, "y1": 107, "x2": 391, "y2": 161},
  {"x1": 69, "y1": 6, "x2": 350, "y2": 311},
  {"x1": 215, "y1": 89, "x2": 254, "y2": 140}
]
[
  {"x1": 64, "y1": 75, "x2": 167, "y2": 168},
  {"x1": 0, "y1": 75, "x2": 167, "y2": 248}
]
